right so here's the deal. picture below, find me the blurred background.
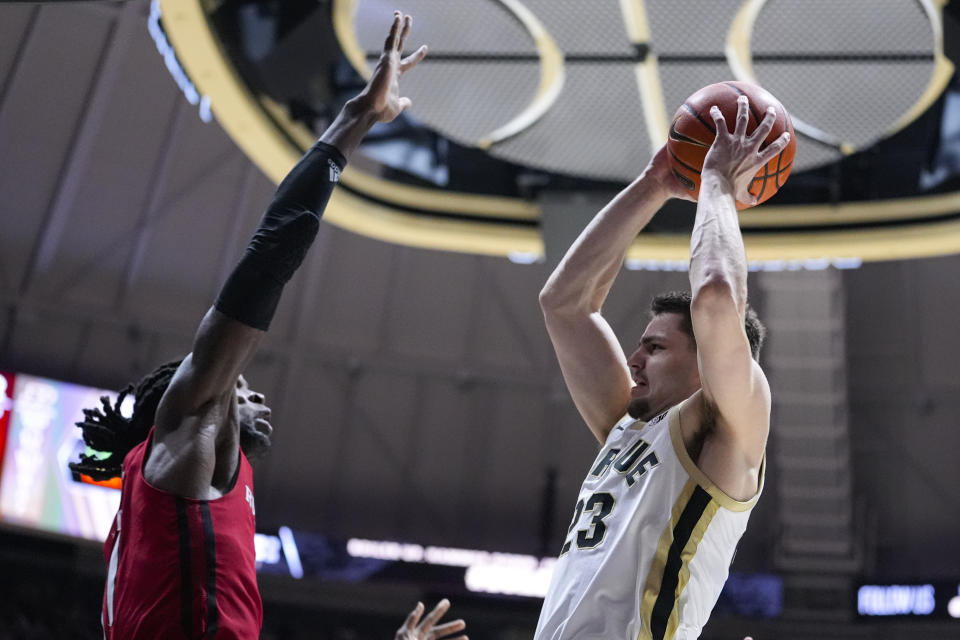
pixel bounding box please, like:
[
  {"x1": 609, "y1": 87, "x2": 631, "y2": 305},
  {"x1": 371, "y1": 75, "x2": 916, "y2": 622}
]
[{"x1": 2, "y1": 0, "x2": 960, "y2": 638}]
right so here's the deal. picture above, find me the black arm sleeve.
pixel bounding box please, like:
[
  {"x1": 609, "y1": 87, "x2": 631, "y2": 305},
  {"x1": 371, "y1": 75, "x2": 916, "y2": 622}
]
[{"x1": 214, "y1": 141, "x2": 346, "y2": 330}]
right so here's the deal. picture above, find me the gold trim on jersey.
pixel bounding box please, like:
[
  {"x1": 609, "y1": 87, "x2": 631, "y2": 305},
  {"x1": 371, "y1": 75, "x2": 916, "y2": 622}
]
[
  {"x1": 670, "y1": 496, "x2": 720, "y2": 639},
  {"x1": 668, "y1": 405, "x2": 764, "y2": 513},
  {"x1": 637, "y1": 479, "x2": 719, "y2": 640}
]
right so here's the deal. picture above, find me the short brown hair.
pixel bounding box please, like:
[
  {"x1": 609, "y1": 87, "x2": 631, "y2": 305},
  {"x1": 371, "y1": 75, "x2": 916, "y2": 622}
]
[{"x1": 650, "y1": 290, "x2": 766, "y2": 359}]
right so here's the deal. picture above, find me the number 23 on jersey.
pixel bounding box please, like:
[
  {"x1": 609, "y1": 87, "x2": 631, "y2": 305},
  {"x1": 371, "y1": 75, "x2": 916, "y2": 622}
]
[{"x1": 560, "y1": 435, "x2": 661, "y2": 555}]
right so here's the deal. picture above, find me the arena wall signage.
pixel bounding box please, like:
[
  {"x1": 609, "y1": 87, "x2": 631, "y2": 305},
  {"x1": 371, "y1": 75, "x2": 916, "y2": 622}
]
[{"x1": 857, "y1": 582, "x2": 960, "y2": 620}]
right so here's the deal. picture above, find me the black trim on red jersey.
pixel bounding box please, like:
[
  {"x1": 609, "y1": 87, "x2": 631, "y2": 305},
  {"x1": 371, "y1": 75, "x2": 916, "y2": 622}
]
[
  {"x1": 200, "y1": 503, "x2": 220, "y2": 636},
  {"x1": 175, "y1": 498, "x2": 193, "y2": 637}
]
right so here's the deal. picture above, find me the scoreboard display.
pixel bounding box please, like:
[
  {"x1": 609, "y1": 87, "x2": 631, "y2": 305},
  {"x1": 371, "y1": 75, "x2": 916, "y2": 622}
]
[{"x1": 0, "y1": 370, "x2": 122, "y2": 541}]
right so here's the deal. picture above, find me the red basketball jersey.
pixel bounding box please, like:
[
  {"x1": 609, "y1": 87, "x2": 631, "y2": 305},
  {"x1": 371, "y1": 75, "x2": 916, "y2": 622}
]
[{"x1": 101, "y1": 428, "x2": 263, "y2": 639}]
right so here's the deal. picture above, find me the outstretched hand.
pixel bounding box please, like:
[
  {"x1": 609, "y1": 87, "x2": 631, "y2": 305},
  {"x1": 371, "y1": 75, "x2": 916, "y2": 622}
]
[
  {"x1": 701, "y1": 94, "x2": 790, "y2": 207},
  {"x1": 394, "y1": 599, "x2": 467, "y2": 640},
  {"x1": 355, "y1": 11, "x2": 429, "y2": 124}
]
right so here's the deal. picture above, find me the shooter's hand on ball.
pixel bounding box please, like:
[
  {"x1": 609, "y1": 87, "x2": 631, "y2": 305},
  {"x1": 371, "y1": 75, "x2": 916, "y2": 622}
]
[
  {"x1": 646, "y1": 145, "x2": 698, "y2": 203},
  {"x1": 702, "y1": 95, "x2": 791, "y2": 207}
]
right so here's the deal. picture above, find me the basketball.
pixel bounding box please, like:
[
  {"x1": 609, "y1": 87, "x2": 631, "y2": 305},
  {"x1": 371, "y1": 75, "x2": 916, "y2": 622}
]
[{"x1": 667, "y1": 80, "x2": 796, "y2": 208}]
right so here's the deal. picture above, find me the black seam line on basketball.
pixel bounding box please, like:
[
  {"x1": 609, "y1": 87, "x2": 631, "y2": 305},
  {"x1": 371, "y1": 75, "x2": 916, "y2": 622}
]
[
  {"x1": 175, "y1": 499, "x2": 193, "y2": 638},
  {"x1": 754, "y1": 146, "x2": 773, "y2": 197},
  {"x1": 750, "y1": 161, "x2": 793, "y2": 181},
  {"x1": 671, "y1": 167, "x2": 696, "y2": 191},
  {"x1": 775, "y1": 148, "x2": 784, "y2": 189},
  {"x1": 759, "y1": 161, "x2": 771, "y2": 197},
  {"x1": 658, "y1": 52, "x2": 934, "y2": 63},
  {"x1": 667, "y1": 147, "x2": 701, "y2": 175},
  {"x1": 723, "y1": 83, "x2": 762, "y2": 125},
  {"x1": 649, "y1": 486, "x2": 713, "y2": 640},
  {"x1": 200, "y1": 503, "x2": 219, "y2": 637},
  {"x1": 668, "y1": 122, "x2": 711, "y2": 148},
  {"x1": 683, "y1": 103, "x2": 716, "y2": 135}
]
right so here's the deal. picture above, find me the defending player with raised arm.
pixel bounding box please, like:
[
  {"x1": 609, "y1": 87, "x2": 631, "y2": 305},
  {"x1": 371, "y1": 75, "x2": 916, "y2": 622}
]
[
  {"x1": 70, "y1": 13, "x2": 427, "y2": 639},
  {"x1": 535, "y1": 95, "x2": 789, "y2": 640}
]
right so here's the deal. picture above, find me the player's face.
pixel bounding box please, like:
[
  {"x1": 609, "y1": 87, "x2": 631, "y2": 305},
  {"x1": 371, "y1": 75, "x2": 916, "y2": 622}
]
[
  {"x1": 626, "y1": 313, "x2": 701, "y2": 421},
  {"x1": 236, "y1": 375, "x2": 273, "y2": 463}
]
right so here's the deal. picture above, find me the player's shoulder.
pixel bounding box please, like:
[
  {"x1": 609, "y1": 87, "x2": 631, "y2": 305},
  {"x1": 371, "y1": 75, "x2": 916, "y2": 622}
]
[
  {"x1": 675, "y1": 391, "x2": 711, "y2": 439},
  {"x1": 678, "y1": 389, "x2": 704, "y2": 413}
]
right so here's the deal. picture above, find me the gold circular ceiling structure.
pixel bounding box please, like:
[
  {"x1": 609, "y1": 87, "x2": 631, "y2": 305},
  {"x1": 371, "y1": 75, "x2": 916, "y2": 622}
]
[{"x1": 158, "y1": 0, "x2": 960, "y2": 262}]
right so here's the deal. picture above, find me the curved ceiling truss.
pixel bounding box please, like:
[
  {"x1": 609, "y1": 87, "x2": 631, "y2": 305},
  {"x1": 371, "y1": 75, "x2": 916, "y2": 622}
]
[{"x1": 159, "y1": 0, "x2": 960, "y2": 262}]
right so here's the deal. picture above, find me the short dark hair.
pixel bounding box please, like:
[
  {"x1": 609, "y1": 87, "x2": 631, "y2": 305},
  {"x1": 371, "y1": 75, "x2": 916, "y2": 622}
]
[
  {"x1": 70, "y1": 359, "x2": 182, "y2": 481},
  {"x1": 650, "y1": 290, "x2": 766, "y2": 359}
]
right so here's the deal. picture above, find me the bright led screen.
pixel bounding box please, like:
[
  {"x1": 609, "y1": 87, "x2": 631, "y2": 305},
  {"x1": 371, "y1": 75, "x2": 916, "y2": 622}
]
[{"x1": 0, "y1": 372, "x2": 121, "y2": 541}]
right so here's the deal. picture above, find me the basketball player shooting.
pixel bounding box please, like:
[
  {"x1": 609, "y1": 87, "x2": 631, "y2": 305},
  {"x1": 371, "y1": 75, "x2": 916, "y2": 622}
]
[
  {"x1": 534, "y1": 95, "x2": 790, "y2": 639},
  {"x1": 68, "y1": 13, "x2": 448, "y2": 639}
]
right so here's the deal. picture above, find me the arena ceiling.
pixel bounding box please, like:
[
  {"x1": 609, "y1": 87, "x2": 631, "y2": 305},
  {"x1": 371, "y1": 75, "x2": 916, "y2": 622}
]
[{"x1": 157, "y1": 0, "x2": 960, "y2": 261}]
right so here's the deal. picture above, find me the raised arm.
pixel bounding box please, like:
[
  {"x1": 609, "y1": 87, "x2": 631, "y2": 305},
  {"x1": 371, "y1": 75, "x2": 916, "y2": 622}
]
[
  {"x1": 686, "y1": 95, "x2": 789, "y2": 493},
  {"x1": 150, "y1": 13, "x2": 427, "y2": 496},
  {"x1": 539, "y1": 149, "x2": 690, "y2": 443}
]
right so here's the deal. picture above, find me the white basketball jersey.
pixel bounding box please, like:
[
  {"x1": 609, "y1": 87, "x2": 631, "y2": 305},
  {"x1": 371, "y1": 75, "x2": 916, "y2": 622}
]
[{"x1": 534, "y1": 405, "x2": 764, "y2": 640}]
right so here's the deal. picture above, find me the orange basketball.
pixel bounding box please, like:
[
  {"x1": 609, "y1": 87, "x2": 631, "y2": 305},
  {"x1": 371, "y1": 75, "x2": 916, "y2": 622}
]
[{"x1": 667, "y1": 80, "x2": 796, "y2": 209}]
